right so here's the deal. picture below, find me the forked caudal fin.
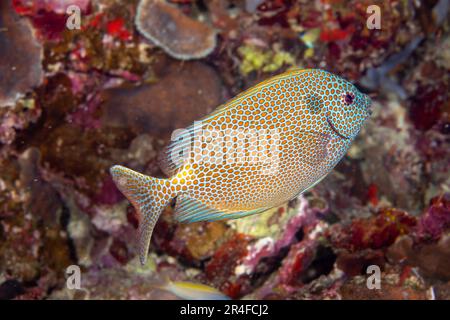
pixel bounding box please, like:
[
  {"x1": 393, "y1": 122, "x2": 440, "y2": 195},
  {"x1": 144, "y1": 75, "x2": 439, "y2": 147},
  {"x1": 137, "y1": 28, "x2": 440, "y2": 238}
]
[{"x1": 110, "y1": 165, "x2": 174, "y2": 265}]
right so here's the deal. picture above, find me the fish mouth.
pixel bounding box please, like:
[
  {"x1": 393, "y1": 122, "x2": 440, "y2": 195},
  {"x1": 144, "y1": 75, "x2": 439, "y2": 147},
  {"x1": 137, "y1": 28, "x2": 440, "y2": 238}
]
[{"x1": 326, "y1": 117, "x2": 350, "y2": 140}]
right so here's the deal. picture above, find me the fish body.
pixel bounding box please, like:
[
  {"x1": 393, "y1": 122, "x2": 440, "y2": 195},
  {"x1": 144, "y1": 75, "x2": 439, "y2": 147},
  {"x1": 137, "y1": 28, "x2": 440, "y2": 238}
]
[
  {"x1": 111, "y1": 69, "x2": 372, "y2": 264},
  {"x1": 156, "y1": 280, "x2": 231, "y2": 300}
]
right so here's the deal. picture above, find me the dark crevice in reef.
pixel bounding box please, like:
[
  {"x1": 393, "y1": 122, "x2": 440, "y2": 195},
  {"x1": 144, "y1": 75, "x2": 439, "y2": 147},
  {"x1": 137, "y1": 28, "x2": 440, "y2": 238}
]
[
  {"x1": 300, "y1": 246, "x2": 337, "y2": 284},
  {"x1": 318, "y1": 210, "x2": 340, "y2": 225},
  {"x1": 0, "y1": 279, "x2": 26, "y2": 300},
  {"x1": 60, "y1": 202, "x2": 79, "y2": 264},
  {"x1": 294, "y1": 226, "x2": 305, "y2": 242},
  {"x1": 250, "y1": 246, "x2": 291, "y2": 288}
]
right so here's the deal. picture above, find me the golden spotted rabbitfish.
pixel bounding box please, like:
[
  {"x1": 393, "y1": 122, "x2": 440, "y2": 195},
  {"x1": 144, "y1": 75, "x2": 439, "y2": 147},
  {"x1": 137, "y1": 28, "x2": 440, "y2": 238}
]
[{"x1": 110, "y1": 68, "x2": 372, "y2": 264}]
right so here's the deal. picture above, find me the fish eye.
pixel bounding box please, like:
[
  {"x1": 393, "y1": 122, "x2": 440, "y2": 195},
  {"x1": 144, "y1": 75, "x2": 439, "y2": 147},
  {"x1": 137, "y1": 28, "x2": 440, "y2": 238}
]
[{"x1": 341, "y1": 92, "x2": 355, "y2": 106}]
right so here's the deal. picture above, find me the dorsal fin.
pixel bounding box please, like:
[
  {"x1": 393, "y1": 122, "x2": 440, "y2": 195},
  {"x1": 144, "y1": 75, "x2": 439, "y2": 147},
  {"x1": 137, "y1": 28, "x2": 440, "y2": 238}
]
[{"x1": 158, "y1": 122, "x2": 204, "y2": 177}]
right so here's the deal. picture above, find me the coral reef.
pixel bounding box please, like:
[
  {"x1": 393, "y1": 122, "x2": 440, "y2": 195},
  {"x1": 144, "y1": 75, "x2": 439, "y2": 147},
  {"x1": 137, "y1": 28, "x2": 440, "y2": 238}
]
[{"x1": 0, "y1": 0, "x2": 449, "y2": 300}]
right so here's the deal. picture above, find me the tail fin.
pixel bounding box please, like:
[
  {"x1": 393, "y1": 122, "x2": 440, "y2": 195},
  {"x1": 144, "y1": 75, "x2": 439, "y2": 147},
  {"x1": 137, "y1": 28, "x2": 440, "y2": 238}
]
[{"x1": 110, "y1": 165, "x2": 173, "y2": 265}]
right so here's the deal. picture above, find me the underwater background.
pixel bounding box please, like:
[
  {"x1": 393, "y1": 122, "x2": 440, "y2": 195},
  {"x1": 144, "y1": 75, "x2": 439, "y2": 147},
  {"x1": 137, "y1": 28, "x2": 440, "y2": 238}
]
[{"x1": 0, "y1": 0, "x2": 449, "y2": 300}]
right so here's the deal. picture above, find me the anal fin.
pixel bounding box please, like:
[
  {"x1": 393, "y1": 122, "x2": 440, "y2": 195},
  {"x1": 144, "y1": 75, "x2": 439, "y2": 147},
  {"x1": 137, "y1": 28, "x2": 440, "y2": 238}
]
[{"x1": 175, "y1": 195, "x2": 270, "y2": 223}]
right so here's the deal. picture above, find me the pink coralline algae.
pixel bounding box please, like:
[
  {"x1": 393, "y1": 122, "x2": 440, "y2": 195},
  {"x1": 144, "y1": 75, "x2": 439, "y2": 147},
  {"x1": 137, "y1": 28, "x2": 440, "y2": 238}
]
[
  {"x1": 416, "y1": 194, "x2": 450, "y2": 242},
  {"x1": 237, "y1": 197, "x2": 320, "y2": 277},
  {"x1": 12, "y1": 0, "x2": 91, "y2": 41},
  {"x1": 277, "y1": 239, "x2": 317, "y2": 286},
  {"x1": 12, "y1": 0, "x2": 92, "y2": 40},
  {"x1": 205, "y1": 233, "x2": 253, "y2": 298},
  {"x1": 13, "y1": 0, "x2": 91, "y2": 15}
]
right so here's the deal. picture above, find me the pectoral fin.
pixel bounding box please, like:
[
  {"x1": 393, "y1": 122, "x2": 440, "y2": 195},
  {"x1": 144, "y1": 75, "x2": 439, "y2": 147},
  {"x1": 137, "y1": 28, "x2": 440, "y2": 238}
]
[{"x1": 295, "y1": 131, "x2": 331, "y2": 167}]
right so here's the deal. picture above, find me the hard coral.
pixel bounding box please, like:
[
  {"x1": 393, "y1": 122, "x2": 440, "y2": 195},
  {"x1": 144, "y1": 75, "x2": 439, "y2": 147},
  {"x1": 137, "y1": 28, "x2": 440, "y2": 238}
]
[
  {"x1": 100, "y1": 61, "x2": 223, "y2": 141},
  {"x1": 135, "y1": 0, "x2": 217, "y2": 60}
]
